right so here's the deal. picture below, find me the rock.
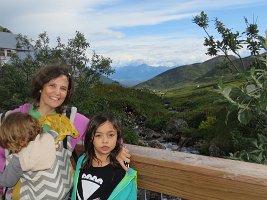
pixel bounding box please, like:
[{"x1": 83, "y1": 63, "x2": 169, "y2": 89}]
[
  {"x1": 151, "y1": 132, "x2": 161, "y2": 139},
  {"x1": 209, "y1": 143, "x2": 223, "y2": 157},
  {"x1": 137, "y1": 140, "x2": 147, "y2": 147},
  {"x1": 162, "y1": 133, "x2": 180, "y2": 143},
  {"x1": 148, "y1": 140, "x2": 166, "y2": 149},
  {"x1": 166, "y1": 118, "x2": 188, "y2": 137},
  {"x1": 140, "y1": 128, "x2": 161, "y2": 140},
  {"x1": 178, "y1": 136, "x2": 197, "y2": 148}
]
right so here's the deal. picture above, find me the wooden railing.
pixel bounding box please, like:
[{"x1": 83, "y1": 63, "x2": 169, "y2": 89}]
[{"x1": 75, "y1": 144, "x2": 267, "y2": 200}]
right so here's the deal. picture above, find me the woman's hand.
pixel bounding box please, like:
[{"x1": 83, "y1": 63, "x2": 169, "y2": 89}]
[{"x1": 116, "y1": 146, "x2": 131, "y2": 172}]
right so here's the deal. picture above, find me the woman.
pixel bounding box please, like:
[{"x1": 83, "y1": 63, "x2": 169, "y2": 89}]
[{"x1": 0, "y1": 63, "x2": 131, "y2": 199}]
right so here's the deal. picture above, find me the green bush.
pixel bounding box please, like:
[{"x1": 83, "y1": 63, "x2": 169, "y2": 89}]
[
  {"x1": 122, "y1": 127, "x2": 141, "y2": 145},
  {"x1": 145, "y1": 113, "x2": 172, "y2": 131},
  {"x1": 229, "y1": 134, "x2": 267, "y2": 164},
  {"x1": 199, "y1": 116, "x2": 217, "y2": 130}
]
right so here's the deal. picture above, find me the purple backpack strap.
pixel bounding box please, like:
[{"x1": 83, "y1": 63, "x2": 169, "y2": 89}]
[
  {"x1": 0, "y1": 148, "x2": 5, "y2": 172},
  {"x1": 15, "y1": 103, "x2": 30, "y2": 113}
]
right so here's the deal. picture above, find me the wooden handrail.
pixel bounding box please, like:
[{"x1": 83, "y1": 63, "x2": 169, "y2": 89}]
[{"x1": 75, "y1": 144, "x2": 267, "y2": 200}]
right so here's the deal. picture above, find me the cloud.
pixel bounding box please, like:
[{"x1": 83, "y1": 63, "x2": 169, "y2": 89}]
[
  {"x1": 1, "y1": 0, "x2": 266, "y2": 67},
  {"x1": 93, "y1": 34, "x2": 210, "y2": 67}
]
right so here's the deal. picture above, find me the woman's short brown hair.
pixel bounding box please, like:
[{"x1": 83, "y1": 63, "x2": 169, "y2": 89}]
[
  {"x1": 31, "y1": 63, "x2": 74, "y2": 113},
  {"x1": 0, "y1": 112, "x2": 42, "y2": 153}
]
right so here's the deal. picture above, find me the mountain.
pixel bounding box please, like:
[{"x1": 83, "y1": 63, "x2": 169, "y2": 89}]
[
  {"x1": 108, "y1": 64, "x2": 172, "y2": 87},
  {"x1": 134, "y1": 55, "x2": 243, "y2": 89},
  {"x1": 99, "y1": 75, "x2": 118, "y2": 84}
]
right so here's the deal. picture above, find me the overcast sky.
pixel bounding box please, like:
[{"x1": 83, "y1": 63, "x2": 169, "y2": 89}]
[{"x1": 1, "y1": 0, "x2": 267, "y2": 68}]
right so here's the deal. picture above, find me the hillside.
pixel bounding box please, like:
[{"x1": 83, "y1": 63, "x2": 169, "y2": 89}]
[
  {"x1": 134, "y1": 55, "x2": 238, "y2": 89},
  {"x1": 100, "y1": 75, "x2": 118, "y2": 84}
]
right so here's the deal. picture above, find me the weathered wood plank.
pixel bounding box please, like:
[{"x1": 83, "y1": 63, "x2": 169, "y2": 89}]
[{"x1": 126, "y1": 144, "x2": 267, "y2": 200}]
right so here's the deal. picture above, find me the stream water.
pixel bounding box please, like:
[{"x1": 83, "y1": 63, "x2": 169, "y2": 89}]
[{"x1": 161, "y1": 141, "x2": 199, "y2": 154}]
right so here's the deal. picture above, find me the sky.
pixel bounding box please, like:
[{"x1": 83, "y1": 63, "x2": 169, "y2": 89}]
[{"x1": 1, "y1": 0, "x2": 267, "y2": 68}]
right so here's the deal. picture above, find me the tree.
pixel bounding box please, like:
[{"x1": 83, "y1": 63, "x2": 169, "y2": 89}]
[
  {"x1": 0, "y1": 31, "x2": 113, "y2": 112},
  {"x1": 193, "y1": 11, "x2": 267, "y2": 164},
  {"x1": 193, "y1": 11, "x2": 267, "y2": 125}
]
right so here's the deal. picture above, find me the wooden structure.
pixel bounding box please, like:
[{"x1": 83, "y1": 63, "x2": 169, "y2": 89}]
[{"x1": 75, "y1": 144, "x2": 267, "y2": 200}]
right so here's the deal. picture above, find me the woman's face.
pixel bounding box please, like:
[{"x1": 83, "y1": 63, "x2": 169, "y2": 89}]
[
  {"x1": 93, "y1": 121, "x2": 118, "y2": 159},
  {"x1": 39, "y1": 75, "x2": 69, "y2": 112}
]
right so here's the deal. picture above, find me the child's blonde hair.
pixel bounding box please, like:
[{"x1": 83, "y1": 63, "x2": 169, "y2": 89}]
[{"x1": 0, "y1": 112, "x2": 42, "y2": 153}]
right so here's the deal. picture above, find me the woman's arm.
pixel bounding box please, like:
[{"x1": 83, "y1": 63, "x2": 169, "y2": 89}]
[{"x1": 0, "y1": 155, "x2": 22, "y2": 187}]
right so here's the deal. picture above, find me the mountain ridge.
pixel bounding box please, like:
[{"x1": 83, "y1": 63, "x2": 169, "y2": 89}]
[{"x1": 134, "y1": 55, "x2": 242, "y2": 89}]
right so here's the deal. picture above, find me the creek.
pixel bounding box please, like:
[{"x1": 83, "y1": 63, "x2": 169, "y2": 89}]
[{"x1": 161, "y1": 141, "x2": 199, "y2": 154}]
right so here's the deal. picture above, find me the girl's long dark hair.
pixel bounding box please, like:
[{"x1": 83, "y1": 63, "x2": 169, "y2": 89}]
[{"x1": 81, "y1": 112, "x2": 123, "y2": 170}]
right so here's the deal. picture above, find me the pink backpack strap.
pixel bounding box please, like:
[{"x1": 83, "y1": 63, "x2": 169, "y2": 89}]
[
  {"x1": 13, "y1": 103, "x2": 30, "y2": 113},
  {"x1": 0, "y1": 147, "x2": 5, "y2": 172}
]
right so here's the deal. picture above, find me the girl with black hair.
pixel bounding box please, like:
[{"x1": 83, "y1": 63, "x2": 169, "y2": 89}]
[{"x1": 72, "y1": 112, "x2": 137, "y2": 200}]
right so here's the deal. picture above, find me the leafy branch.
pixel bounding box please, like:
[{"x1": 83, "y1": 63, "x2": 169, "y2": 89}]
[{"x1": 193, "y1": 11, "x2": 267, "y2": 125}]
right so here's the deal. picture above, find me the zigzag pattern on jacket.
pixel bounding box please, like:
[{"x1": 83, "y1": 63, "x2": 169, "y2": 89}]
[{"x1": 19, "y1": 138, "x2": 73, "y2": 200}]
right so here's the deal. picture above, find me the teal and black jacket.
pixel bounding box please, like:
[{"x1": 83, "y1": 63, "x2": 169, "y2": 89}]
[{"x1": 71, "y1": 154, "x2": 138, "y2": 200}]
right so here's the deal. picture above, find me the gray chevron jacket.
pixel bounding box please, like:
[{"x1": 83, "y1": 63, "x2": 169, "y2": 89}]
[
  {"x1": 19, "y1": 136, "x2": 73, "y2": 200},
  {"x1": 0, "y1": 132, "x2": 56, "y2": 187}
]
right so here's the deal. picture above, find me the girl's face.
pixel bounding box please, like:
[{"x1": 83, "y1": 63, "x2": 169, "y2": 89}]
[
  {"x1": 93, "y1": 121, "x2": 118, "y2": 160},
  {"x1": 39, "y1": 75, "x2": 69, "y2": 114}
]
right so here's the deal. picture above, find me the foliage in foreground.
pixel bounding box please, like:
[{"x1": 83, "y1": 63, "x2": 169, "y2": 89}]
[{"x1": 193, "y1": 11, "x2": 267, "y2": 164}]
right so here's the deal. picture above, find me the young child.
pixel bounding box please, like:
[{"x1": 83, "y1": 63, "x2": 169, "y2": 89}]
[
  {"x1": 0, "y1": 112, "x2": 71, "y2": 200},
  {"x1": 71, "y1": 112, "x2": 137, "y2": 200}
]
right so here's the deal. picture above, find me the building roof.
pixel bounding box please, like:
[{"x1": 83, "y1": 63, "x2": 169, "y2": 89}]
[{"x1": 0, "y1": 32, "x2": 17, "y2": 49}]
